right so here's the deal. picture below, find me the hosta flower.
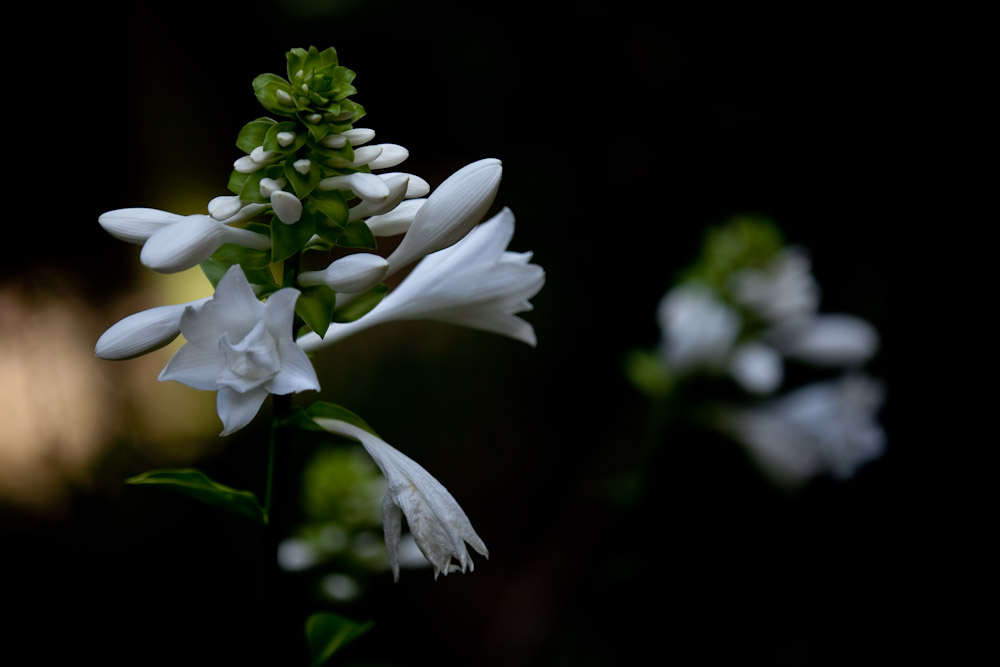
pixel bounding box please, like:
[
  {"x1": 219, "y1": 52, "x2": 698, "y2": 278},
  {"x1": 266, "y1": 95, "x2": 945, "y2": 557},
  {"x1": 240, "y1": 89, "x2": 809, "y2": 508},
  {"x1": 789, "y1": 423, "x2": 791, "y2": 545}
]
[
  {"x1": 95, "y1": 297, "x2": 211, "y2": 360},
  {"x1": 730, "y1": 247, "x2": 820, "y2": 325},
  {"x1": 159, "y1": 265, "x2": 319, "y2": 435},
  {"x1": 720, "y1": 374, "x2": 886, "y2": 486},
  {"x1": 99, "y1": 207, "x2": 271, "y2": 274},
  {"x1": 315, "y1": 418, "x2": 488, "y2": 581},
  {"x1": 298, "y1": 207, "x2": 544, "y2": 351},
  {"x1": 657, "y1": 283, "x2": 741, "y2": 372},
  {"x1": 766, "y1": 314, "x2": 880, "y2": 366}
]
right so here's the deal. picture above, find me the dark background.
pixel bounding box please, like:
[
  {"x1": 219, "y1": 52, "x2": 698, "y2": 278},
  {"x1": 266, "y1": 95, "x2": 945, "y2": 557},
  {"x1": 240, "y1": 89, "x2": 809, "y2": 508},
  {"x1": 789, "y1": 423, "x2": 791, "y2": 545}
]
[{"x1": 4, "y1": 2, "x2": 962, "y2": 665}]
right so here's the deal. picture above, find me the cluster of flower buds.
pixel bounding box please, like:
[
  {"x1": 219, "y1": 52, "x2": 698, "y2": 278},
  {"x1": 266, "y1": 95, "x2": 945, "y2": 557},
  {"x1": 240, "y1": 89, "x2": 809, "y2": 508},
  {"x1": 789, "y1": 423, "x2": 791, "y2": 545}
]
[{"x1": 95, "y1": 46, "x2": 544, "y2": 579}]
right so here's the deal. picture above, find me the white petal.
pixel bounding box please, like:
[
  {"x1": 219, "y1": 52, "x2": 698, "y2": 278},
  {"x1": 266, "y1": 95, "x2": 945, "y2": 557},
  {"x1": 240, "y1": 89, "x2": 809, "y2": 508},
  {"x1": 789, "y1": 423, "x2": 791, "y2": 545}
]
[
  {"x1": 98, "y1": 208, "x2": 181, "y2": 244},
  {"x1": 207, "y1": 196, "x2": 243, "y2": 221},
  {"x1": 270, "y1": 190, "x2": 302, "y2": 224},
  {"x1": 266, "y1": 338, "x2": 320, "y2": 394},
  {"x1": 317, "y1": 172, "x2": 390, "y2": 200},
  {"x1": 140, "y1": 215, "x2": 227, "y2": 273},
  {"x1": 379, "y1": 173, "x2": 430, "y2": 198},
  {"x1": 342, "y1": 128, "x2": 375, "y2": 146},
  {"x1": 347, "y1": 174, "x2": 410, "y2": 222},
  {"x1": 158, "y1": 338, "x2": 228, "y2": 391},
  {"x1": 298, "y1": 253, "x2": 388, "y2": 293},
  {"x1": 233, "y1": 155, "x2": 263, "y2": 173},
  {"x1": 216, "y1": 385, "x2": 269, "y2": 436}
]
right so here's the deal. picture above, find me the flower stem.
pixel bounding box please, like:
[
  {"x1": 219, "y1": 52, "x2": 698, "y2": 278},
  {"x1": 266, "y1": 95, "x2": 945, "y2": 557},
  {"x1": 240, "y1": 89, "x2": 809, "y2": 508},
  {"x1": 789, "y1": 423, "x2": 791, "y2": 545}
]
[{"x1": 266, "y1": 393, "x2": 292, "y2": 522}]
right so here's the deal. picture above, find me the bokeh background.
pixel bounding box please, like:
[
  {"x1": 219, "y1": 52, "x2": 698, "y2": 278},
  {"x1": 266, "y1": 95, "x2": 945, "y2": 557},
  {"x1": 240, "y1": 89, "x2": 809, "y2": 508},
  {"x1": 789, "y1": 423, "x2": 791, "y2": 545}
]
[{"x1": 3, "y1": 2, "x2": 954, "y2": 664}]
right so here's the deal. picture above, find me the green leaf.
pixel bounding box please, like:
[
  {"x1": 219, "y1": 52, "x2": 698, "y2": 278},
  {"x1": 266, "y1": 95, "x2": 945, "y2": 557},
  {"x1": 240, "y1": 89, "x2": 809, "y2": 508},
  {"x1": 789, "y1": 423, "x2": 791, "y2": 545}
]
[
  {"x1": 309, "y1": 189, "x2": 349, "y2": 228},
  {"x1": 331, "y1": 283, "x2": 387, "y2": 323},
  {"x1": 304, "y1": 402, "x2": 379, "y2": 437},
  {"x1": 126, "y1": 469, "x2": 267, "y2": 525},
  {"x1": 209, "y1": 242, "x2": 272, "y2": 270},
  {"x1": 253, "y1": 73, "x2": 296, "y2": 117},
  {"x1": 271, "y1": 208, "x2": 317, "y2": 262},
  {"x1": 227, "y1": 170, "x2": 249, "y2": 196},
  {"x1": 235, "y1": 117, "x2": 277, "y2": 153},
  {"x1": 200, "y1": 257, "x2": 279, "y2": 290},
  {"x1": 295, "y1": 285, "x2": 337, "y2": 337},
  {"x1": 284, "y1": 157, "x2": 321, "y2": 199},
  {"x1": 305, "y1": 612, "x2": 372, "y2": 667},
  {"x1": 326, "y1": 219, "x2": 377, "y2": 250}
]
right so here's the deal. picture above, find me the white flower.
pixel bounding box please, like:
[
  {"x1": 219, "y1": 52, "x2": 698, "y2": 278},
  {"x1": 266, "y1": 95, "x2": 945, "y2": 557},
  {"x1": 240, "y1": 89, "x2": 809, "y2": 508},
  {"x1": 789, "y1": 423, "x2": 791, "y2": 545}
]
[
  {"x1": 95, "y1": 297, "x2": 211, "y2": 360},
  {"x1": 656, "y1": 283, "x2": 741, "y2": 372},
  {"x1": 158, "y1": 265, "x2": 319, "y2": 435},
  {"x1": 99, "y1": 207, "x2": 271, "y2": 274},
  {"x1": 720, "y1": 374, "x2": 886, "y2": 486},
  {"x1": 315, "y1": 418, "x2": 488, "y2": 581},
  {"x1": 730, "y1": 247, "x2": 820, "y2": 325},
  {"x1": 767, "y1": 314, "x2": 880, "y2": 366},
  {"x1": 298, "y1": 253, "x2": 389, "y2": 293},
  {"x1": 728, "y1": 341, "x2": 783, "y2": 394},
  {"x1": 297, "y1": 207, "x2": 544, "y2": 351},
  {"x1": 383, "y1": 158, "x2": 503, "y2": 274}
]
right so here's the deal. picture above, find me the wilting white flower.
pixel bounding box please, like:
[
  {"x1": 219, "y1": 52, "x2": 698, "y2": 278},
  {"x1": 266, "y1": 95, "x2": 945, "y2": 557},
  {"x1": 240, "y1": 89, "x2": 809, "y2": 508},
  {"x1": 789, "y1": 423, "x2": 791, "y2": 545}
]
[
  {"x1": 298, "y1": 207, "x2": 544, "y2": 351},
  {"x1": 315, "y1": 418, "x2": 488, "y2": 581},
  {"x1": 720, "y1": 374, "x2": 886, "y2": 486},
  {"x1": 730, "y1": 247, "x2": 820, "y2": 325},
  {"x1": 383, "y1": 158, "x2": 503, "y2": 274},
  {"x1": 158, "y1": 265, "x2": 319, "y2": 435},
  {"x1": 657, "y1": 283, "x2": 741, "y2": 372},
  {"x1": 99, "y1": 207, "x2": 271, "y2": 274},
  {"x1": 95, "y1": 297, "x2": 211, "y2": 360}
]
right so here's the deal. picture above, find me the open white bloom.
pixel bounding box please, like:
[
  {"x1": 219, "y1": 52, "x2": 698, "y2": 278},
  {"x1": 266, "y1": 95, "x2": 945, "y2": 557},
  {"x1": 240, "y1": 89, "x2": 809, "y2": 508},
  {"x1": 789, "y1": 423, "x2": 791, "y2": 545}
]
[
  {"x1": 657, "y1": 283, "x2": 741, "y2": 372},
  {"x1": 721, "y1": 374, "x2": 886, "y2": 486},
  {"x1": 99, "y1": 207, "x2": 272, "y2": 274},
  {"x1": 159, "y1": 265, "x2": 319, "y2": 435},
  {"x1": 315, "y1": 418, "x2": 488, "y2": 581},
  {"x1": 95, "y1": 297, "x2": 211, "y2": 360},
  {"x1": 298, "y1": 207, "x2": 544, "y2": 351}
]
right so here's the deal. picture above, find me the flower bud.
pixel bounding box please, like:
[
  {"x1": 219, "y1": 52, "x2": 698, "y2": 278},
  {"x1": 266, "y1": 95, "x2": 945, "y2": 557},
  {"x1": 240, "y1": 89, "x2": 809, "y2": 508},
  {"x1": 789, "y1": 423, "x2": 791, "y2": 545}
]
[
  {"x1": 276, "y1": 131, "x2": 296, "y2": 146},
  {"x1": 95, "y1": 299, "x2": 209, "y2": 360},
  {"x1": 318, "y1": 172, "x2": 390, "y2": 200},
  {"x1": 140, "y1": 215, "x2": 270, "y2": 273},
  {"x1": 299, "y1": 253, "x2": 389, "y2": 293},
  {"x1": 99, "y1": 208, "x2": 182, "y2": 244},
  {"x1": 348, "y1": 174, "x2": 409, "y2": 222},
  {"x1": 260, "y1": 177, "x2": 284, "y2": 198},
  {"x1": 293, "y1": 159, "x2": 312, "y2": 175},
  {"x1": 770, "y1": 314, "x2": 880, "y2": 366},
  {"x1": 270, "y1": 190, "x2": 302, "y2": 224},
  {"x1": 385, "y1": 158, "x2": 502, "y2": 273},
  {"x1": 342, "y1": 128, "x2": 375, "y2": 146},
  {"x1": 366, "y1": 199, "x2": 426, "y2": 237},
  {"x1": 208, "y1": 196, "x2": 243, "y2": 221},
  {"x1": 367, "y1": 144, "x2": 408, "y2": 170}
]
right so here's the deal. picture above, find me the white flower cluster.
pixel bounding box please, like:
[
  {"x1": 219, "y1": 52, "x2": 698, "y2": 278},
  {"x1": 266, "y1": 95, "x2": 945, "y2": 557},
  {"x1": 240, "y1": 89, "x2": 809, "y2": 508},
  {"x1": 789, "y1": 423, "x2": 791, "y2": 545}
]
[
  {"x1": 96, "y1": 119, "x2": 543, "y2": 577},
  {"x1": 656, "y1": 245, "x2": 885, "y2": 486}
]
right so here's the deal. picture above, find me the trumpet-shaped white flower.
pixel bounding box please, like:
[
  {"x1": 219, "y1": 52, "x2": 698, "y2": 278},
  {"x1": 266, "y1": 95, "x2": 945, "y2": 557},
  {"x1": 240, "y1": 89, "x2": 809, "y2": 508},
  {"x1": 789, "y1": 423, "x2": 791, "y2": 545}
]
[
  {"x1": 95, "y1": 297, "x2": 211, "y2": 360},
  {"x1": 315, "y1": 418, "x2": 488, "y2": 581},
  {"x1": 99, "y1": 207, "x2": 272, "y2": 274},
  {"x1": 158, "y1": 265, "x2": 319, "y2": 435},
  {"x1": 298, "y1": 207, "x2": 544, "y2": 351},
  {"x1": 721, "y1": 374, "x2": 886, "y2": 486}
]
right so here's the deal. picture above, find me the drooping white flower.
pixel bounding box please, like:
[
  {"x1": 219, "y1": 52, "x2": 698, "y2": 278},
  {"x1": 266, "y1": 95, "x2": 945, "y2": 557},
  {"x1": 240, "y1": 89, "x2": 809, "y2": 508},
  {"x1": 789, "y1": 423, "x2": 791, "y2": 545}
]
[
  {"x1": 315, "y1": 418, "x2": 488, "y2": 581},
  {"x1": 656, "y1": 283, "x2": 741, "y2": 372},
  {"x1": 99, "y1": 207, "x2": 272, "y2": 274},
  {"x1": 158, "y1": 265, "x2": 319, "y2": 435},
  {"x1": 297, "y1": 207, "x2": 544, "y2": 351},
  {"x1": 95, "y1": 297, "x2": 211, "y2": 360},
  {"x1": 720, "y1": 374, "x2": 886, "y2": 486}
]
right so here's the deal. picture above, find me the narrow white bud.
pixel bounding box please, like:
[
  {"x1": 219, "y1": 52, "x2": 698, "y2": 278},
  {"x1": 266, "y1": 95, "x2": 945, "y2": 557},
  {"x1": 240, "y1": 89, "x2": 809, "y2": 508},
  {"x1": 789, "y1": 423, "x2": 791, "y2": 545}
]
[
  {"x1": 368, "y1": 144, "x2": 409, "y2": 170},
  {"x1": 301, "y1": 83, "x2": 309, "y2": 93},
  {"x1": 208, "y1": 196, "x2": 243, "y2": 221},
  {"x1": 250, "y1": 146, "x2": 275, "y2": 164},
  {"x1": 318, "y1": 172, "x2": 390, "y2": 200},
  {"x1": 276, "y1": 89, "x2": 293, "y2": 105},
  {"x1": 260, "y1": 178, "x2": 283, "y2": 198},
  {"x1": 96, "y1": 299, "x2": 210, "y2": 360},
  {"x1": 295, "y1": 69, "x2": 304, "y2": 81},
  {"x1": 298, "y1": 253, "x2": 389, "y2": 293},
  {"x1": 348, "y1": 175, "x2": 409, "y2": 222},
  {"x1": 366, "y1": 199, "x2": 426, "y2": 237},
  {"x1": 276, "y1": 131, "x2": 296, "y2": 147},
  {"x1": 305, "y1": 113, "x2": 323, "y2": 124},
  {"x1": 320, "y1": 134, "x2": 347, "y2": 149},
  {"x1": 293, "y1": 159, "x2": 312, "y2": 175},
  {"x1": 342, "y1": 128, "x2": 376, "y2": 146},
  {"x1": 326, "y1": 145, "x2": 383, "y2": 169},
  {"x1": 270, "y1": 190, "x2": 302, "y2": 224},
  {"x1": 98, "y1": 208, "x2": 182, "y2": 244},
  {"x1": 380, "y1": 173, "x2": 430, "y2": 198},
  {"x1": 233, "y1": 155, "x2": 262, "y2": 173}
]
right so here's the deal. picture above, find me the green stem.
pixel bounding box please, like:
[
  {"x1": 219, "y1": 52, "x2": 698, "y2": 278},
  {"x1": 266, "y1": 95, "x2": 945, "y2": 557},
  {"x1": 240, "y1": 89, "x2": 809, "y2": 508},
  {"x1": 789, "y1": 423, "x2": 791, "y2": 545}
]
[{"x1": 266, "y1": 393, "x2": 292, "y2": 523}]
